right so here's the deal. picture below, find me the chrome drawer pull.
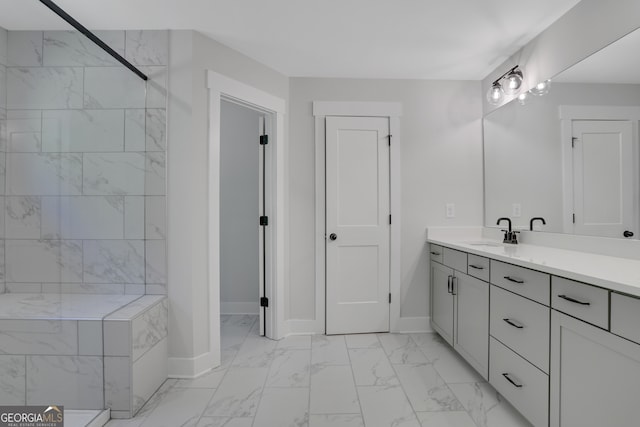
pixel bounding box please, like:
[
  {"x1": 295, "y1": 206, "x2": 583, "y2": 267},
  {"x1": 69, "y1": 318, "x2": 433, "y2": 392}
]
[
  {"x1": 504, "y1": 276, "x2": 524, "y2": 284},
  {"x1": 557, "y1": 294, "x2": 590, "y2": 306},
  {"x1": 503, "y1": 318, "x2": 524, "y2": 329},
  {"x1": 502, "y1": 373, "x2": 523, "y2": 388},
  {"x1": 431, "y1": 251, "x2": 441, "y2": 256},
  {"x1": 469, "y1": 264, "x2": 484, "y2": 270}
]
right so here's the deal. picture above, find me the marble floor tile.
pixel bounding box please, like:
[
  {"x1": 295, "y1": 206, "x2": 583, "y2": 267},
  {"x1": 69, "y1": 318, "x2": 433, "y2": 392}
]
[
  {"x1": 253, "y1": 387, "x2": 309, "y2": 427},
  {"x1": 419, "y1": 339, "x2": 484, "y2": 383},
  {"x1": 416, "y1": 411, "x2": 477, "y2": 427},
  {"x1": 345, "y1": 333, "x2": 381, "y2": 349},
  {"x1": 138, "y1": 387, "x2": 215, "y2": 427},
  {"x1": 308, "y1": 414, "x2": 364, "y2": 427},
  {"x1": 204, "y1": 368, "x2": 269, "y2": 417},
  {"x1": 378, "y1": 333, "x2": 430, "y2": 364},
  {"x1": 231, "y1": 336, "x2": 277, "y2": 368},
  {"x1": 266, "y1": 349, "x2": 310, "y2": 387},
  {"x1": 195, "y1": 417, "x2": 253, "y2": 427},
  {"x1": 348, "y1": 348, "x2": 399, "y2": 386},
  {"x1": 277, "y1": 334, "x2": 312, "y2": 349},
  {"x1": 394, "y1": 364, "x2": 464, "y2": 412},
  {"x1": 311, "y1": 335, "x2": 349, "y2": 365},
  {"x1": 448, "y1": 382, "x2": 532, "y2": 427},
  {"x1": 310, "y1": 364, "x2": 359, "y2": 414},
  {"x1": 357, "y1": 385, "x2": 420, "y2": 427}
]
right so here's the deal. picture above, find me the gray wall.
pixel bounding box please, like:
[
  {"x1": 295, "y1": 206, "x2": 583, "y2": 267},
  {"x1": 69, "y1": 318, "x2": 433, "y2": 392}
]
[
  {"x1": 289, "y1": 78, "x2": 483, "y2": 325},
  {"x1": 167, "y1": 30, "x2": 289, "y2": 360},
  {"x1": 220, "y1": 100, "x2": 260, "y2": 312}
]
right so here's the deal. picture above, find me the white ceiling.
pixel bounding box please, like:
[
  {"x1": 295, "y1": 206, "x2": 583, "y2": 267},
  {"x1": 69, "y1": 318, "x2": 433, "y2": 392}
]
[
  {"x1": 554, "y1": 27, "x2": 640, "y2": 84},
  {"x1": 0, "y1": 0, "x2": 582, "y2": 80}
]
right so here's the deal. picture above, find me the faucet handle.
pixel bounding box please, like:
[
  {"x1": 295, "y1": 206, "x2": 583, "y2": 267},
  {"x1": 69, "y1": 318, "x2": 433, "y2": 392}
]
[{"x1": 511, "y1": 231, "x2": 520, "y2": 244}]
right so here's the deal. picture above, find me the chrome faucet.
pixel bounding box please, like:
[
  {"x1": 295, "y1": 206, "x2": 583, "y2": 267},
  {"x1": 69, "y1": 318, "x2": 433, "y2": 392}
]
[
  {"x1": 529, "y1": 217, "x2": 546, "y2": 231},
  {"x1": 497, "y1": 217, "x2": 519, "y2": 244}
]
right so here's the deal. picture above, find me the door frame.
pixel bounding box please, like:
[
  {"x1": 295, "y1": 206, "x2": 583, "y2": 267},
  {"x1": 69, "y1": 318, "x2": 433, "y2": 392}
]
[
  {"x1": 207, "y1": 70, "x2": 288, "y2": 360},
  {"x1": 311, "y1": 101, "x2": 403, "y2": 334},
  {"x1": 559, "y1": 105, "x2": 640, "y2": 235}
]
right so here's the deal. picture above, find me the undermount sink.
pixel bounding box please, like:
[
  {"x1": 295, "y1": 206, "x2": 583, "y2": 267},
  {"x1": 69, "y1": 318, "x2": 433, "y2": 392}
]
[{"x1": 465, "y1": 241, "x2": 503, "y2": 247}]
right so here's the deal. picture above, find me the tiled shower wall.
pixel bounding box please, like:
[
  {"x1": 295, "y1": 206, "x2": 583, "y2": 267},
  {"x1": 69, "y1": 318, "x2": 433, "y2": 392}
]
[{"x1": 0, "y1": 29, "x2": 167, "y2": 295}]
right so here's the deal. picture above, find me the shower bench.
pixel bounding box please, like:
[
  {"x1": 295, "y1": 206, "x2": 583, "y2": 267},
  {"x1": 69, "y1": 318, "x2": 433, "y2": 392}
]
[{"x1": 0, "y1": 293, "x2": 168, "y2": 419}]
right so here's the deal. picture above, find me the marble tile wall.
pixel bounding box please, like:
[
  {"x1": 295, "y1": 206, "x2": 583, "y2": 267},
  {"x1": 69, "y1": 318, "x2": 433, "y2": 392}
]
[
  {"x1": 0, "y1": 28, "x2": 7, "y2": 294},
  {"x1": 104, "y1": 295, "x2": 168, "y2": 418},
  {"x1": 1, "y1": 29, "x2": 167, "y2": 295}
]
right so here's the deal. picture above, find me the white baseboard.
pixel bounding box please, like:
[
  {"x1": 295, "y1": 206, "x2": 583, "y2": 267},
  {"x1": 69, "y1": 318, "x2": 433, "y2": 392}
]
[
  {"x1": 286, "y1": 319, "x2": 323, "y2": 335},
  {"x1": 394, "y1": 316, "x2": 432, "y2": 333},
  {"x1": 168, "y1": 351, "x2": 217, "y2": 379},
  {"x1": 220, "y1": 301, "x2": 259, "y2": 315}
]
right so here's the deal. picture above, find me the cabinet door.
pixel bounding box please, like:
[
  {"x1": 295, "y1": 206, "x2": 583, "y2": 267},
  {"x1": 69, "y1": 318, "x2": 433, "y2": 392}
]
[
  {"x1": 550, "y1": 310, "x2": 640, "y2": 427},
  {"x1": 455, "y1": 272, "x2": 489, "y2": 379},
  {"x1": 431, "y1": 261, "x2": 454, "y2": 345}
]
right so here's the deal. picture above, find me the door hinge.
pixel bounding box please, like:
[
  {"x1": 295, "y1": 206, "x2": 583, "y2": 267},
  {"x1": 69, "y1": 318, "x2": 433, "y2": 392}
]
[
  {"x1": 260, "y1": 297, "x2": 269, "y2": 307},
  {"x1": 389, "y1": 293, "x2": 392, "y2": 304},
  {"x1": 260, "y1": 135, "x2": 269, "y2": 145},
  {"x1": 571, "y1": 137, "x2": 577, "y2": 148},
  {"x1": 388, "y1": 134, "x2": 392, "y2": 145},
  {"x1": 259, "y1": 216, "x2": 268, "y2": 226},
  {"x1": 572, "y1": 213, "x2": 576, "y2": 224},
  {"x1": 389, "y1": 214, "x2": 392, "y2": 225}
]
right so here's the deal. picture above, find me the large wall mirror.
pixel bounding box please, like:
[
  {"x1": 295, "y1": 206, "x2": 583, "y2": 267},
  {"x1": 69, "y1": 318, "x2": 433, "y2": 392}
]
[{"x1": 484, "y1": 27, "x2": 640, "y2": 240}]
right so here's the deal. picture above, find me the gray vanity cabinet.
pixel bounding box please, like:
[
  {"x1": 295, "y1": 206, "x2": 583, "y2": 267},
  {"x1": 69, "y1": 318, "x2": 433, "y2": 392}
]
[
  {"x1": 431, "y1": 260, "x2": 455, "y2": 345},
  {"x1": 430, "y1": 246, "x2": 489, "y2": 379},
  {"x1": 550, "y1": 310, "x2": 640, "y2": 427}
]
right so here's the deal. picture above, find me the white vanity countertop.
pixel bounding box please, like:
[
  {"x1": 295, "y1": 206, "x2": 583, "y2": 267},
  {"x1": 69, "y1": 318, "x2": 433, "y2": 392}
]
[{"x1": 427, "y1": 235, "x2": 640, "y2": 298}]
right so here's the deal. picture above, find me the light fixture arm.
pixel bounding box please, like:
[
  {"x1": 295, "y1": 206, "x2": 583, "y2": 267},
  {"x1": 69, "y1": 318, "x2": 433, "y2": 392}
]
[{"x1": 492, "y1": 65, "x2": 520, "y2": 86}]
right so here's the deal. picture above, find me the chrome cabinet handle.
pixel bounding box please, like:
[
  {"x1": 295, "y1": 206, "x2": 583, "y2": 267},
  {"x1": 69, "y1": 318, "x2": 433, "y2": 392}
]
[
  {"x1": 558, "y1": 294, "x2": 590, "y2": 306},
  {"x1": 431, "y1": 251, "x2": 441, "y2": 256},
  {"x1": 469, "y1": 264, "x2": 484, "y2": 270},
  {"x1": 452, "y1": 276, "x2": 458, "y2": 295},
  {"x1": 503, "y1": 318, "x2": 524, "y2": 329},
  {"x1": 447, "y1": 275, "x2": 452, "y2": 294},
  {"x1": 502, "y1": 373, "x2": 523, "y2": 388},
  {"x1": 504, "y1": 276, "x2": 524, "y2": 284}
]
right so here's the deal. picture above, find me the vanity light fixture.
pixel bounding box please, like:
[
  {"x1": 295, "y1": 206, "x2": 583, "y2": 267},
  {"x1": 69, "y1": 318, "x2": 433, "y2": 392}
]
[{"x1": 486, "y1": 65, "x2": 524, "y2": 105}]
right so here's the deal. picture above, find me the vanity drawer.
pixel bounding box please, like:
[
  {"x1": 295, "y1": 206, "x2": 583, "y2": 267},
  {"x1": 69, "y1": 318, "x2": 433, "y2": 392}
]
[
  {"x1": 611, "y1": 293, "x2": 640, "y2": 345},
  {"x1": 490, "y1": 285, "x2": 550, "y2": 373},
  {"x1": 443, "y1": 247, "x2": 467, "y2": 272},
  {"x1": 489, "y1": 337, "x2": 549, "y2": 427},
  {"x1": 551, "y1": 277, "x2": 609, "y2": 329},
  {"x1": 490, "y1": 260, "x2": 550, "y2": 305},
  {"x1": 429, "y1": 244, "x2": 444, "y2": 264},
  {"x1": 467, "y1": 254, "x2": 490, "y2": 282}
]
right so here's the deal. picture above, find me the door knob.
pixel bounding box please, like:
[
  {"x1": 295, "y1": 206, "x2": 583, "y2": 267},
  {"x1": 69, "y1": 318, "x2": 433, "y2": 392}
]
[
  {"x1": 329, "y1": 233, "x2": 337, "y2": 241},
  {"x1": 623, "y1": 230, "x2": 634, "y2": 238}
]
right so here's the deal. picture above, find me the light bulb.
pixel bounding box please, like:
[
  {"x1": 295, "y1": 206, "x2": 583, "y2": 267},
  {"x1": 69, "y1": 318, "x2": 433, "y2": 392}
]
[
  {"x1": 517, "y1": 92, "x2": 529, "y2": 105},
  {"x1": 531, "y1": 79, "x2": 551, "y2": 96},
  {"x1": 487, "y1": 82, "x2": 503, "y2": 105},
  {"x1": 503, "y1": 68, "x2": 523, "y2": 95}
]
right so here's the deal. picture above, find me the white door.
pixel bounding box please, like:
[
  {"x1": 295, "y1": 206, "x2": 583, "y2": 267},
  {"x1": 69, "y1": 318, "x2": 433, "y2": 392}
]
[
  {"x1": 572, "y1": 120, "x2": 635, "y2": 238},
  {"x1": 326, "y1": 116, "x2": 390, "y2": 335}
]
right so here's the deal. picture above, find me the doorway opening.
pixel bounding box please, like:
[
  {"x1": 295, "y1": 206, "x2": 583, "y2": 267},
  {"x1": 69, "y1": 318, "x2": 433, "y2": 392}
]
[
  {"x1": 219, "y1": 99, "x2": 271, "y2": 339},
  {"x1": 207, "y1": 70, "x2": 287, "y2": 372}
]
